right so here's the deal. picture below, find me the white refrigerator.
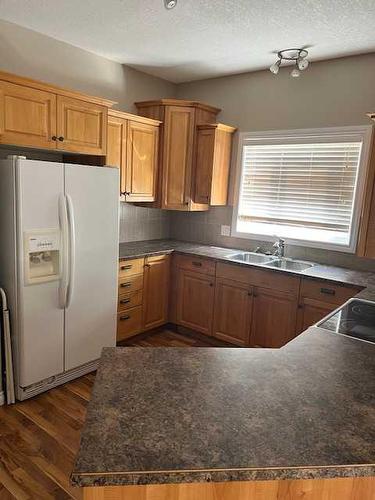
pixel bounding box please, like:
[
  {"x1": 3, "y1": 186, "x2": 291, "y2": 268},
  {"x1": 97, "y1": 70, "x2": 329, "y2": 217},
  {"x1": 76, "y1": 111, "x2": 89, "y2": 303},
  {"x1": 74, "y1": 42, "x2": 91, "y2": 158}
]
[{"x1": 0, "y1": 156, "x2": 119, "y2": 400}]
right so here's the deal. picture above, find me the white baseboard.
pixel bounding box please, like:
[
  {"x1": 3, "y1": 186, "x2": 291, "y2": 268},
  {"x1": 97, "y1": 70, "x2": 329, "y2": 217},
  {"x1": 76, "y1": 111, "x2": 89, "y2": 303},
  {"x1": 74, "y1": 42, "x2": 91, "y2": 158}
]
[{"x1": 0, "y1": 390, "x2": 5, "y2": 406}]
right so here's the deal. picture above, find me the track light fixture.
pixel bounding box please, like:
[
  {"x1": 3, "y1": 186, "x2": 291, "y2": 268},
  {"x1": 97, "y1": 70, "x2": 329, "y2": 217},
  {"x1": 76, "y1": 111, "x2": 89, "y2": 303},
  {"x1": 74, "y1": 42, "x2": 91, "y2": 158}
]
[
  {"x1": 164, "y1": 0, "x2": 177, "y2": 9},
  {"x1": 270, "y1": 48, "x2": 310, "y2": 78}
]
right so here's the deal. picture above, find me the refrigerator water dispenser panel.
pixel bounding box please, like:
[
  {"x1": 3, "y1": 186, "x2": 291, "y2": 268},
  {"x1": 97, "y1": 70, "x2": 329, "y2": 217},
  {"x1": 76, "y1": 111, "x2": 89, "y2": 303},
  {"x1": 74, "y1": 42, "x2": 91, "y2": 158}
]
[{"x1": 24, "y1": 230, "x2": 61, "y2": 284}]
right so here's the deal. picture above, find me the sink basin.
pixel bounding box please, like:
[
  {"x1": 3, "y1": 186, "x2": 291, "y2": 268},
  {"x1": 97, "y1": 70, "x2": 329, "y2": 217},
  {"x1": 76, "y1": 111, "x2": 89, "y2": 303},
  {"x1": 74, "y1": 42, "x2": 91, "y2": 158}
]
[
  {"x1": 228, "y1": 252, "x2": 277, "y2": 264},
  {"x1": 265, "y1": 258, "x2": 315, "y2": 272}
]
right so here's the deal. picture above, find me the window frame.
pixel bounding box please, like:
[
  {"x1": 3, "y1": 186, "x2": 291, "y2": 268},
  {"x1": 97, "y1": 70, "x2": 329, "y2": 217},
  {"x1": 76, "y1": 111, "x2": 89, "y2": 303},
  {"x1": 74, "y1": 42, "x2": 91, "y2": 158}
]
[{"x1": 231, "y1": 126, "x2": 373, "y2": 253}]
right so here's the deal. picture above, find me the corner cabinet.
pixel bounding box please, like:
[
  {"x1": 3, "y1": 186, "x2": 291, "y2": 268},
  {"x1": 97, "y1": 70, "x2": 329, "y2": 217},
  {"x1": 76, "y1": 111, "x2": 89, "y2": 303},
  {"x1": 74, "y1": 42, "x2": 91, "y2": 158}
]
[
  {"x1": 0, "y1": 71, "x2": 114, "y2": 154},
  {"x1": 106, "y1": 110, "x2": 160, "y2": 202},
  {"x1": 135, "y1": 99, "x2": 236, "y2": 211}
]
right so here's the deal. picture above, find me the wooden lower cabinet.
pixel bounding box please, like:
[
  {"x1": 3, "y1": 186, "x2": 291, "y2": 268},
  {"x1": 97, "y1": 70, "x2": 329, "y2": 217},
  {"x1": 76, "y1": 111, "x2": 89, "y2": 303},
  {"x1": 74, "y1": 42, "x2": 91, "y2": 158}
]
[
  {"x1": 176, "y1": 269, "x2": 215, "y2": 335},
  {"x1": 142, "y1": 255, "x2": 170, "y2": 330},
  {"x1": 296, "y1": 278, "x2": 362, "y2": 333},
  {"x1": 117, "y1": 307, "x2": 143, "y2": 341},
  {"x1": 297, "y1": 298, "x2": 336, "y2": 332},
  {"x1": 250, "y1": 287, "x2": 298, "y2": 348},
  {"x1": 213, "y1": 278, "x2": 253, "y2": 346},
  {"x1": 83, "y1": 476, "x2": 375, "y2": 500}
]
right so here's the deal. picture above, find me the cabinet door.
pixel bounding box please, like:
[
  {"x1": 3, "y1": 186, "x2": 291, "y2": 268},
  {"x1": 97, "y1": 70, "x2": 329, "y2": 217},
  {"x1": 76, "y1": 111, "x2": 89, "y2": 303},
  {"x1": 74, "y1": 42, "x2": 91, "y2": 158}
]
[
  {"x1": 143, "y1": 255, "x2": 170, "y2": 330},
  {"x1": 297, "y1": 298, "x2": 336, "y2": 333},
  {"x1": 126, "y1": 120, "x2": 159, "y2": 202},
  {"x1": 250, "y1": 287, "x2": 298, "y2": 348},
  {"x1": 194, "y1": 127, "x2": 215, "y2": 204},
  {"x1": 213, "y1": 278, "x2": 253, "y2": 346},
  {"x1": 56, "y1": 95, "x2": 107, "y2": 155},
  {"x1": 162, "y1": 106, "x2": 195, "y2": 209},
  {"x1": 107, "y1": 115, "x2": 127, "y2": 197},
  {"x1": 176, "y1": 269, "x2": 215, "y2": 335},
  {"x1": 0, "y1": 80, "x2": 56, "y2": 149}
]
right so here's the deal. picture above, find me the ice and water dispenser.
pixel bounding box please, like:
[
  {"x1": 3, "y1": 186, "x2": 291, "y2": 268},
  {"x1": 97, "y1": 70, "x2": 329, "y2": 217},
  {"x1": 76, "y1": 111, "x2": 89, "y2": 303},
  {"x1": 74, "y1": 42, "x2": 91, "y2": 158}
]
[{"x1": 24, "y1": 230, "x2": 61, "y2": 284}]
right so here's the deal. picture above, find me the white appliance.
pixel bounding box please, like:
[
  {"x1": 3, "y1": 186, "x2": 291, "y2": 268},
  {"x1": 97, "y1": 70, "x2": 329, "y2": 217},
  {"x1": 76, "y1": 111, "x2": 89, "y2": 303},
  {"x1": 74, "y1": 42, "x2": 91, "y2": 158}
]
[{"x1": 0, "y1": 157, "x2": 119, "y2": 400}]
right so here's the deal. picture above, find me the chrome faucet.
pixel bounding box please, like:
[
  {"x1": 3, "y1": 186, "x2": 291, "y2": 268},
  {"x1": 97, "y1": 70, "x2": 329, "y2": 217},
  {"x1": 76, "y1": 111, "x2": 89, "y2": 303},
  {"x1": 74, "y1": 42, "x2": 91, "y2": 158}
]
[{"x1": 273, "y1": 238, "x2": 285, "y2": 258}]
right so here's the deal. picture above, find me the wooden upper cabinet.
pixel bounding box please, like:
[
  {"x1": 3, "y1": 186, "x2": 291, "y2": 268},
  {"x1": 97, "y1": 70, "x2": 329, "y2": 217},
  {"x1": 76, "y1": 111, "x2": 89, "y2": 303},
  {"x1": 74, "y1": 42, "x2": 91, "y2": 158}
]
[
  {"x1": 107, "y1": 114, "x2": 127, "y2": 197},
  {"x1": 194, "y1": 123, "x2": 236, "y2": 205},
  {"x1": 142, "y1": 255, "x2": 170, "y2": 330},
  {"x1": 126, "y1": 119, "x2": 159, "y2": 202},
  {"x1": 56, "y1": 95, "x2": 107, "y2": 155},
  {"x1": 135, "y1": 99, "x2": 227, "y2": 211},
  {"x1": 106, "y1": 110, "x2": 160, "y2": 202},
  {"x1": 250, "y1": 287, "x2": 298, "y2": 348},
  {"x1": 0, "y1": 71, "x2": 115, "y2": 155},
  {"x1": 357, "y1": 131, "x2": 375, "y2": 258},
  {"x1": 0, "y1": 80, "x2": 56, "y2": 149},
  {"x1": 162, "y1": 105, "x2": 195, "y2": 210},
  {"x1": 213, "y1": 278, "x2": 253, "y2": 346}
]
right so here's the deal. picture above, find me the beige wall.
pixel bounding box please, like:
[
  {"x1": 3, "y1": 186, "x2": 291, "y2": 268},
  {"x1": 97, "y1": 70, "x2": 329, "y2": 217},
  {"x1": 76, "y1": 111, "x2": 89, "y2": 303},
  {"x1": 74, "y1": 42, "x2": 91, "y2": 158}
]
[
  {"x1": 0, "y1": 20, "x2": 176, "y2": 113},
  {"x1": 172, "y1": 54, "x2": 375, "y2": 270},
  {"x1": 0, "y1": 19, "x2": 176, "y2": 242},
  {"x1": 177, "y1": 53, "x2": 375, "y2": 130}
]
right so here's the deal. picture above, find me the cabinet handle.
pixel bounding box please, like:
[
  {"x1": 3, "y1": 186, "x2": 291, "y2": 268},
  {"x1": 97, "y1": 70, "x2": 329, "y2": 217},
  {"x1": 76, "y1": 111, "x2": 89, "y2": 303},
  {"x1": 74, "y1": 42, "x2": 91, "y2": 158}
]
[
  {"x1": 209, "y1": 282, "x2": 214, "y2": 287},
  {"x1": 120, "y1": 282, "x2": 131, "y2": 288},
  {"x1": 144, "y1": 263, "x2": 151, "y2": 268},
  {"x1": 52, "y1": 136, "x2": 57, "y2": 141},
  {"x1": 120, "y1": 315, "x2": 130, "y2": 321},
  {"x1": 58, "y1": 136, "x2": 64, "y2": 142},
  {"x1": 320, "y1": 287, "x2": 335, "y2": 296},
  {"x1": 192, "y1": 261, "x2": 202, "y2": 267},
  {"x1": 120, "y1": 265, "x2": 132, "y2": 271},
  {"x1": 248, "y1": 291, "x2": 253, "y2": 296},
  {"x1": 120, "y1": 298, "x2": 131, "y2": 304},
  {"x1": 298, "y1": 304, "x2": 304, "y2": 309}
]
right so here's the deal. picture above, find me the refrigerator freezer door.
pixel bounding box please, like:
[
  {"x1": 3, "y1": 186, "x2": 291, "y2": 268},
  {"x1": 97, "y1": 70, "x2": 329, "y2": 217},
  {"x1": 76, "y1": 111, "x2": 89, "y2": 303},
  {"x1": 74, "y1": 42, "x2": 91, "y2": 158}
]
[
  {"x1": 64, "y1": 164, "x2": 119, "y2": 371},
  {"x1": 17, "y1": 159, "x2": 65, "y2": 387}
]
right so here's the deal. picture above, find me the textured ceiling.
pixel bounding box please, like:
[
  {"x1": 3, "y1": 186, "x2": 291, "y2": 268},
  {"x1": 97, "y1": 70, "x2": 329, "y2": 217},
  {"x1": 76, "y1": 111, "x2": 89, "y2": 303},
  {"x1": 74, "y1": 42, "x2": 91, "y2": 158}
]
[{"x1": 0, "y1": 0, "x2": 374, "y2": 83}]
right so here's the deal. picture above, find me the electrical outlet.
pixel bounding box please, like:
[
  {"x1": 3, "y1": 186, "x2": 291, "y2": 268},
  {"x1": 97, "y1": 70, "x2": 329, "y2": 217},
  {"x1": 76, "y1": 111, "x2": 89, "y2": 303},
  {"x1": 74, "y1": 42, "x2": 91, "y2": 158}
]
[{"x1": 221, "y1": 225, "x2": 231, "y2": 236}]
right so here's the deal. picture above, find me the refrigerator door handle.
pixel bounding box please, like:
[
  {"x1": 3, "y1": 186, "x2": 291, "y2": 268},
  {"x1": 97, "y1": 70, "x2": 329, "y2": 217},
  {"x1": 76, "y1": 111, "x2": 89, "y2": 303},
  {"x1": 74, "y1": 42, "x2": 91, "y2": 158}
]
[
  {"x1": 58, "y1": 194, "x2": 69, "y2": 309},
  {"x1": 66, "y1": 194, "x2": 76, "y2": 309}
]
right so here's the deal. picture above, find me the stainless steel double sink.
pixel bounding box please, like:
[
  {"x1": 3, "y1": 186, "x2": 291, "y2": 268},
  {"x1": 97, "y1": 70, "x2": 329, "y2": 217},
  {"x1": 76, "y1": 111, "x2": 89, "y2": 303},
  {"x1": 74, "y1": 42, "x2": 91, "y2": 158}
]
[{"x1": 227, "y1": 252, "x2": 315, "y2": 272}]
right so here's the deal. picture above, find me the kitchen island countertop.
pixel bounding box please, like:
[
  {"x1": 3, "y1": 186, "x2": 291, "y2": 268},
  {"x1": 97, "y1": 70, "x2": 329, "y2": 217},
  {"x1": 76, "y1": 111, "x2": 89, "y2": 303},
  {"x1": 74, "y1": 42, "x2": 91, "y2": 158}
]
[{"x1": 71, "y1": 327, "x2": 375, "y2": 487}]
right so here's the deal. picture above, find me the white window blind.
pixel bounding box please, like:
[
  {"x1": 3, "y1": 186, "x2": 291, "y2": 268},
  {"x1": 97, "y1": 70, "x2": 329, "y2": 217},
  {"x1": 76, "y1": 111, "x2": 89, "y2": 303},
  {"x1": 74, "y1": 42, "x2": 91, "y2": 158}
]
[{"x1": 234, "y1": 132, "x2": 368, "y2": 250}]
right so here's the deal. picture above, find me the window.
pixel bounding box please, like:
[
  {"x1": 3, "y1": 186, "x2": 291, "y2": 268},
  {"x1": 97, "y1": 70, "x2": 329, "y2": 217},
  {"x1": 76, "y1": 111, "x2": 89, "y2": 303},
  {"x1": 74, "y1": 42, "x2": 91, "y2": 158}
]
[{"x1": 232, "y1": 127, "x2": 372, "y2": 252}]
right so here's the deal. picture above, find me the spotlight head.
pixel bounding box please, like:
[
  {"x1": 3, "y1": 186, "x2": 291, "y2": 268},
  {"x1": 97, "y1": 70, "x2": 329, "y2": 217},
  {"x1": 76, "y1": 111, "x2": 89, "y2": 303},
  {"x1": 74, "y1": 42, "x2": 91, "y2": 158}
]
[
  {"x1": 290, "y1": 66, "x2": 301, "y2": 78},
  {"x1": 297, "y1": 57, "x2": 309, "y2": 70},
  {"x1": 164, "y1": 0, "x2": 177, "y2": 9},
  {"x1": 269, "y1": 60, "x2": 280, "y2": 75}
]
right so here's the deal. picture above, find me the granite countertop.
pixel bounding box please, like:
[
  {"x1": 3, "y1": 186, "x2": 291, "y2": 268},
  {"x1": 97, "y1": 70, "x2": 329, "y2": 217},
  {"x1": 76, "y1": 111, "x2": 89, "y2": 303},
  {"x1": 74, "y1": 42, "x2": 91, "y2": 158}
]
[
  {"x1": 119, "y1": 239, "x2": 375, "y2": 290},
  {"x1": 71, "y1": 328, "x2": 375, "y2": 487}
]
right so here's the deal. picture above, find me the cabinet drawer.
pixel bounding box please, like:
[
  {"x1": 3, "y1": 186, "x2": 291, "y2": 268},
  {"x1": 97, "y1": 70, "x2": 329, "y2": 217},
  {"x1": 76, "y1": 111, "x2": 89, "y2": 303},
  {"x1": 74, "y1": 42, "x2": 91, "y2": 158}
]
[
  {"x1": 174, "y1": 254, "x2": 216, "y2": 276},
  {"x1": 118, "y1": 273, "x2": 144, "y2": 295},
  {"x1": 300, "y1": 278, "x2": 361, "y2": 306},
  {"x1": 217, "y1": 262, "x2": 300, "y2": 295},
  {"x1": 118, "y1": 290, "x2": 143, "y2": 312},
  {"x1": 117, "y1": 306, "x2": 142, "y2": 341},
  {"x1": 119, "y1": 258, "x2": 144, "y2": 278}
]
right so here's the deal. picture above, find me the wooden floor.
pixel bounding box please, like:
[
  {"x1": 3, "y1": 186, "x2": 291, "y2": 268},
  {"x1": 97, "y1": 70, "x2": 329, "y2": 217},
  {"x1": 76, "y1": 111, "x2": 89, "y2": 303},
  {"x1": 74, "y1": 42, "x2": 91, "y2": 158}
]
[{"x1": 0, "y1": 328, "x2": 221, "y2": 499}]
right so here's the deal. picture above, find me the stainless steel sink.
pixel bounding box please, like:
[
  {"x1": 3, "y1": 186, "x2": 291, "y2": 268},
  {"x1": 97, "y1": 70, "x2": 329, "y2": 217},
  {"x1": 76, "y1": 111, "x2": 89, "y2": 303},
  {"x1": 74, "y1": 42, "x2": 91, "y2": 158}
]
[
  {"x1": 265, "y1": 258, "x2": 315, "y2": 272},
  {"x1": 228, "y1": 252, "x2": 277, "y2": 264}
]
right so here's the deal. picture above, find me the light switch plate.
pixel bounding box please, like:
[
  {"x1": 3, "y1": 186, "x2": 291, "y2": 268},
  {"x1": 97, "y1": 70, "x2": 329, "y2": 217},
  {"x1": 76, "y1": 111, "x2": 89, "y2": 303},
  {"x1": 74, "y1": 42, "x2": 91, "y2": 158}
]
[{"x1": 221, "y1": 225, "x2": 231, "y2": 236}]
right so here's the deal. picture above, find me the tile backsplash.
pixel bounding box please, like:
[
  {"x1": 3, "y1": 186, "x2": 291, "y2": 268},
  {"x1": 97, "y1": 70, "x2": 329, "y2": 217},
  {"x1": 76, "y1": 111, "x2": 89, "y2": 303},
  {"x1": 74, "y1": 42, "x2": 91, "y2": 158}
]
[
  {"x1": 169, "y1": 206, "x2": 375, "y2": 273},
  {"x1": 119, "y1": 203, "x2": 170, "y2": 242}
]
